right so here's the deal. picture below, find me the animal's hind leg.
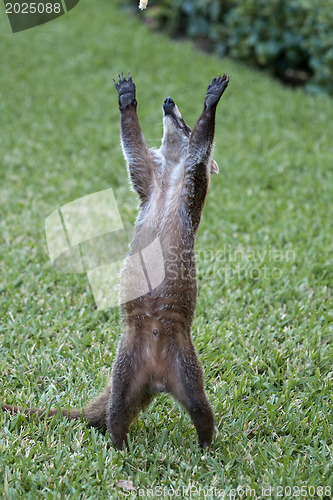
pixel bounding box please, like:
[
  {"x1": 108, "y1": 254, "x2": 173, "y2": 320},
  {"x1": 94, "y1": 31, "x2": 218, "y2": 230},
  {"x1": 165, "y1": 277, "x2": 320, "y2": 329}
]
[
  {"x1": 107, "y1": 391, "x2": 152, "y2": 450},
  {"x1": 106, "y1": 345, "x2": 152, "y2": 449},
  {"x1": 169, "y1": 344, "x2": 215, "y2": 449}
]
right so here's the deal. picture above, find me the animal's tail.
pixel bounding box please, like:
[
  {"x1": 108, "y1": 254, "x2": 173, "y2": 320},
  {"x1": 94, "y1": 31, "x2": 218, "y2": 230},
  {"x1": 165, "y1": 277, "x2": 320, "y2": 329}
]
[{"x1": 1, "y1": 385, "x2": 111, "y2": 430}]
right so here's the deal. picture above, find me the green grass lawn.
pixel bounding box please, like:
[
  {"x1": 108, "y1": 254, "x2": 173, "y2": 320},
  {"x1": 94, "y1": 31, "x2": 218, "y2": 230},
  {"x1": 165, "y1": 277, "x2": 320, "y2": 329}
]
[{"x1": 1, "y1": 1, "x2": 333, "y2": 498}]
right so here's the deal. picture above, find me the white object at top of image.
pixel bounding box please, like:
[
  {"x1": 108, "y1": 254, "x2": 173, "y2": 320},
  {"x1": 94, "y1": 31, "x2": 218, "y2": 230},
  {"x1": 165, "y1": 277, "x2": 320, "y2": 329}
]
[{"x1": 139, "y1": 0, "x2": 149, "y2": 10}]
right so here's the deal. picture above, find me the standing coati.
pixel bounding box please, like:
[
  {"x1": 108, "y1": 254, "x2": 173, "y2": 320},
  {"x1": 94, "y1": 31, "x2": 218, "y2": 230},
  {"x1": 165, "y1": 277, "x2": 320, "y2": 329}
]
[{"x1": 2, "y1": 73, "x2": 229, "y2": 449}]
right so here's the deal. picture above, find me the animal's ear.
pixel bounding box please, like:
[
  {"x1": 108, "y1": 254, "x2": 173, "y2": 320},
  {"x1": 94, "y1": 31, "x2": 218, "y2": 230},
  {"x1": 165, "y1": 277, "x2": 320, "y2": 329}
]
[{"x1": 210, "y1": 159, "x2": 219, "y2": 174}]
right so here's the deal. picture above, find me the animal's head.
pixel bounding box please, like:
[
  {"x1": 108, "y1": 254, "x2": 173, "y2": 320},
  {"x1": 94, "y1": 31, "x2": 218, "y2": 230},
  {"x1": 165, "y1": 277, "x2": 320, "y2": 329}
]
[{"x1": 161, "y1": 97, "x2": 219, "y2": 174}]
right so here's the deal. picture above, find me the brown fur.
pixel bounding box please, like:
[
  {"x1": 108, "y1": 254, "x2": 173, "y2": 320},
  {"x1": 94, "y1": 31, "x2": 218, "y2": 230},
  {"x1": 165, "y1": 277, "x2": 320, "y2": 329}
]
[{"x1": 2, "y1": 73, "x2": 229, "y2": 450}]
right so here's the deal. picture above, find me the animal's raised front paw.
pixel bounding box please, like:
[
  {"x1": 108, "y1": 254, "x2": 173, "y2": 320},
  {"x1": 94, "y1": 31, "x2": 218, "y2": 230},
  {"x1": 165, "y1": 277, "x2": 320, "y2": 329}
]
[
  {"x1": 114, "y1": 73, "x2": 136, "y2": 109},
  {"x1": 205, "y1": 73, "x2": 229, "y2": 109}
]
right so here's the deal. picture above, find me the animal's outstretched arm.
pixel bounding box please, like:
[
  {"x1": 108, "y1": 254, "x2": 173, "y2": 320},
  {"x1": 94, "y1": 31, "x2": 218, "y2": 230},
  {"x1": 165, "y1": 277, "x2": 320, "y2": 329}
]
[
  {"x1": 185, "y1": 74, "x2": 229, "y2": 229},
  {"x1": 189, "y1": 73, "x2": 229, "y2": 166},
  {"x1": 114, "y1": 74, "x2": 155, "y2": 203}
]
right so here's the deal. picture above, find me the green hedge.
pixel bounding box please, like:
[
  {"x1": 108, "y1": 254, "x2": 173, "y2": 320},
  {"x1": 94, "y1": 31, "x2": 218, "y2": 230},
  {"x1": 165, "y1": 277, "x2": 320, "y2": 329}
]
[{"x1": 137, "y1": 0, "x2": 333, "y2": 96}]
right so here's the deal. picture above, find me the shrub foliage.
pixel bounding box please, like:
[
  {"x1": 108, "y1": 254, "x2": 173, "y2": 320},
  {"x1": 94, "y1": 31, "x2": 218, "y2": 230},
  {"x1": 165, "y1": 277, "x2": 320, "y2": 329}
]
[{"x1": 140, "y1": 0, "x2": 333, "y2": 95}]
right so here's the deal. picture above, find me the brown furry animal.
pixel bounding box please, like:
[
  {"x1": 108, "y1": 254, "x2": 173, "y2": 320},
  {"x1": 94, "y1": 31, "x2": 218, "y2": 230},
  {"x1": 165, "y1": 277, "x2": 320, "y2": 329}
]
[{"x1": 2, "y1": 73, "x2": 229, "y2": 449}]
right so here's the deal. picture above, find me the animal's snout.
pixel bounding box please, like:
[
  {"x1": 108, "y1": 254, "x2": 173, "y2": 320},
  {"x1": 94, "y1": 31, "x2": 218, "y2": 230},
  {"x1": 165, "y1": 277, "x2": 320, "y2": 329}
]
[{"x1": 163, "y1": 97, "x2": 175, "y2": 114}]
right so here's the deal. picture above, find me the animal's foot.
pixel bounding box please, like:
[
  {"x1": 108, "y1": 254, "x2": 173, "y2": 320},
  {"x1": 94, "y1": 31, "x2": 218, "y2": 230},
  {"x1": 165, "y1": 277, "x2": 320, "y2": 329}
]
[
  {"x1": 114, "y1": 73, "x2": 136, "y2": 109},
  {"x1": 205, "y1": 73, "x2": 229, "y2": 109}
]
